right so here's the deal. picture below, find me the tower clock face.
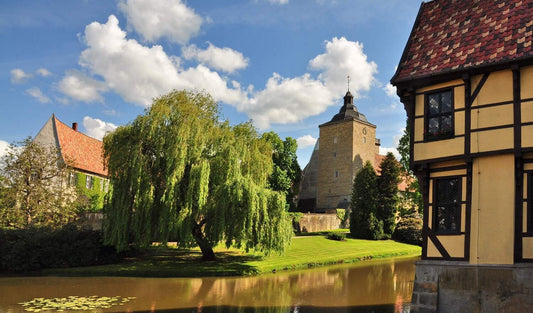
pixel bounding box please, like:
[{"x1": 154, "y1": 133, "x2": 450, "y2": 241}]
[{"x1": 362, "y1": 128, "x2": 367, "y2": 135}]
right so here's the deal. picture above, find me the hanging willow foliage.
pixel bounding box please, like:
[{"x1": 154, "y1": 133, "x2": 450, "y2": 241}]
[{"x1": 103, "y1": 90, "x2": 292, "y2": 260}]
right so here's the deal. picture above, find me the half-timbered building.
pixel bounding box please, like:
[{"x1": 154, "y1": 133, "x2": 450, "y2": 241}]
[{"x1": 391, "y1": 0, "x2": 533, "y2": 311}]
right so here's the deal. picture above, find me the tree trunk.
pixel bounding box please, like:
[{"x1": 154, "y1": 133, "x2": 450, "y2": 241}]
[{"x1": 192, "y1": 221, "x2": 216, "y2": 261}]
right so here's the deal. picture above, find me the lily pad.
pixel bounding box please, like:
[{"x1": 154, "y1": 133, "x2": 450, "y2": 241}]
[{"x1": 19, "y1": 295, "x2": 136, "y2": 312}]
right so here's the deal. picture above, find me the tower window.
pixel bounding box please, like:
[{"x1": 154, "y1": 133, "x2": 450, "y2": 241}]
[
  {"x1": 333, "y1": 137, "x2": 338, "y2": 144},
  {"x1": 334, "y1": 170, "x2": 339, "y2": 178}
]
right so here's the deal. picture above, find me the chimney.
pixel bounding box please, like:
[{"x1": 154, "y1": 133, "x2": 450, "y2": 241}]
[{"x1": 72, "y1": 122, "x2": 78, "y2": 131}]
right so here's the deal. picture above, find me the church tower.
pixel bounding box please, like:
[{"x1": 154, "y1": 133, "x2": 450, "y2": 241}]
[{"x1": 315, "y1": 90, "x2": 380, "y2": 210}]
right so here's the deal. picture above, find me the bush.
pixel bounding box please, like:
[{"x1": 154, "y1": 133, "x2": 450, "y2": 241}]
[
  {"x1": 0, "y1": 224, "x2": 120, "y2": 273},
  {"x1": 392, "y1": 216, "x2": 422, "y2": 246},
  {"x1": 289, "y1": 212, "x2": 304, "y2": 233},
  {"x1": 326, "y1": 232, "x2": 346, "y2": 241}
]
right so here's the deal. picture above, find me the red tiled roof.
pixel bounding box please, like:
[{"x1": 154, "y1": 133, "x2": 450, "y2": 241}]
[
  {"x1": 373, "y1": 154, "x2": 387, "y2": 174},
  {"x1": 392, "y1": 0, "x2": 533, "y2": 83},
  {"x1": 373, "y1": 154, "x2": 410, "y2": 192},
  {"x1": 54, "y1": 117, "x2": 107, "y2": 177}
]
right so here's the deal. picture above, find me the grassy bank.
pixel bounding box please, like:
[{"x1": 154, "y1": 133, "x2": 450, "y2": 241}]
[{"x1": 44, "y1": 233, "x2": 421, "y2": 277}]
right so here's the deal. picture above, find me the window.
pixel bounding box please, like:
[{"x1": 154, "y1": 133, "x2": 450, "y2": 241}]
[
  {"x1": 434, "y1": 178, "x2": 461, "y2": 234},
  {"x1": 68, "y1": 172, "x2": 76, "y2": 186},
  {"x1": 425, "y1": 89, "x2": 453, "y2": 140},
  {"x1": 333, "y1": 152, "x2": 337, "y2": 157},
  {"x1": 333, "y1": 137, "x2": 338, "y2": 144},
  {"x1": 86, "y1": 175, "x2": 93, "y2": 190},
  {"x1": 334, "y1": 170, "x2": 339, "y2": 178}
]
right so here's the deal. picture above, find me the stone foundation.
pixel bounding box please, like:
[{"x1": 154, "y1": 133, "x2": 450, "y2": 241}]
[{"x1": 410, "y1": 260, "x2": 533, "y2": 313}]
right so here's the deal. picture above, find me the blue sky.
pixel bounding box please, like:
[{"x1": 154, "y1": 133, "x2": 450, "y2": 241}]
[{"x1": 0, "y1": 0, "x2": 421, "y2": 167}]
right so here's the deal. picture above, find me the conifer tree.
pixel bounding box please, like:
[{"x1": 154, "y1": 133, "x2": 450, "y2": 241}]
[
  {"x1": 377, "y1": 152, "x2": 401, "y2": 237},
  {"x1": 350, "y1": 161, "x2": 383, "y2": 240},
  {"x1": 103, "y1": 90, "x2": 292, "y2": 260}
]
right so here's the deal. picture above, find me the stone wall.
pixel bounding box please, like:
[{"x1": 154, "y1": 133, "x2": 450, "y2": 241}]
[
  {"x1": 410, "y1": 260, "x2": 533, "y2": 313},
  {"x1": 295, "y1": 213, "x2": 343, "y2": 233},
  {"x1": 77, "y1": 212, "x2": 104, "y2": 231}
]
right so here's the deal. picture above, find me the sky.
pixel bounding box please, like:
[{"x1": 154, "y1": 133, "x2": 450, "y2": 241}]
[{"x1": 0, "y1": 0, "x2": 422, "y2": 167}]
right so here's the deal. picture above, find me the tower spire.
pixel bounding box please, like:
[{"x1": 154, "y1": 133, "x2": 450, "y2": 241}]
[{"x1": 347, "y1": 75, "x2": 350, "y2": 91}]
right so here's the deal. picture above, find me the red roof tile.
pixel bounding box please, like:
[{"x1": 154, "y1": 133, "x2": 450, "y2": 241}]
[
  {"x1": 392, "y1": 0, "x2": 533, "y2": 82},
  {"x1": 373, "y1": 154, "x2": 410, "y2": 192},
  {"x1": 54, "y1": 117, "x2": 107, "y2": 177}
]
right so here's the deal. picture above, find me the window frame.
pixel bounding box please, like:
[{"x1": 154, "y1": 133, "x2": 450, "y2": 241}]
[
  {"x1": 86, "y1": 175, "x2": 94, "y2": 190},
  {"x1": 424, "y1": 88, "x2": 455, "y2": 141},
  {"x1": 433, "y1": 176, "x2": 462, "y2": 235},
  {"x1": 522, "y1": 172, "x2": 533, "y2": 235}
]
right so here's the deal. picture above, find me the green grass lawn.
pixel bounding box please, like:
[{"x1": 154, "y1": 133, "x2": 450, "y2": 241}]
[{"x1": 44, "y1": 233, "x2": 421, "y2": 277}]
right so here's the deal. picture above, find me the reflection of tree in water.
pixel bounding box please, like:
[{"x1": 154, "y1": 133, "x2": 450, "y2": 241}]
[{"x1": 0, "y1": 259, "x2": 416, "y2": 313}]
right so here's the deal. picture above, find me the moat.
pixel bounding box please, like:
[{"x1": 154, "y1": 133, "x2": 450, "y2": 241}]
[{"x1": 0, "y1": 257, "x2": 417, "y2": 313}]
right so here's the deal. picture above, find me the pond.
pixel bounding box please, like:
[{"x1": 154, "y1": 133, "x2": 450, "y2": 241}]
[{"x1": 0, "y1": 257, "x2": 417, "y2": 313}]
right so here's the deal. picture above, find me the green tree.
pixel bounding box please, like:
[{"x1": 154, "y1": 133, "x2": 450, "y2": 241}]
[
  {"x1": 0, "y1": 138, "x2": 79, "y2": 228},
  {"x1": 350, "y1": 161, "x2": 383, "y2": 240},
  {"x1": 103, "y1": 90, "x2": 292, "y2": 260},
  {"x1": 397, "y1": 119, "x2": 423, "y2": 215},
  {"x1": 261, "y1": 132, "x2": 301, "y2": 211},
  {"x1": 377, "y1": 152, "x2": 401, "y2": 237}
]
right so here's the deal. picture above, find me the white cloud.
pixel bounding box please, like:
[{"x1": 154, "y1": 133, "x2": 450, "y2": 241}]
[
  {"x1": 241, "y1": 37, "x2": 377, "y2": 129},
  {"x1": 379, "y1": 147, "x2": 400, "y2": 160},
  {"x1": 10, "y1": 69, "x2": 32, "y2": 83},
  {"x1": 244, "y1": 73, "x2": 333, "y2": 129},
  {"x1": 70, "y1": 15, "x2": 247, "y2": 107},
  {"x1": 82, "y1": 116, "x2": 117, "y2": 140},
  {"x1": 36, "y1": 68, "x2": 52, "y2": 77},
  {"x1": 118, "y1": 0, "x2": 202, "y2": 44},
  {"x1": 309, "y1": 37, "x2": 377, "y2": 97},
  {"x1": 384, "y1": 83, "x2": 397, "y2": 97},
  {"x1": 378, "y1": 129, "x2": 403, "y2": 160},
  {"x1": 63, "y1": 17, "x2": 377, "y2": 131},
  {"x1": 182, "y1": 43, "x2": 249, "y2": 73},
  {"x1": 102, "y1": 109, "x2": 118, "y2": 116},
  {"x1": 267, "y1": 0, "x2": 289, "y2": 4},
  {"x1": 296, "y1": 135, "x2": 317, "y2": 149},
  {"x1": 26, "y1": 87, "x2": 51, "y2": 103},
  {"x1": 58, "y1": 70, "x2": 107, "y2": 103}
]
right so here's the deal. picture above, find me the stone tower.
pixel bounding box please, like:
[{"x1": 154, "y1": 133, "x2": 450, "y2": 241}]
[{"x1": 298, "y1": 91, "x2": 380, "y2": 211}]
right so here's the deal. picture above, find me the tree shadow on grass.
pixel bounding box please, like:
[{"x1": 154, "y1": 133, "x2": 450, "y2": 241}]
[
  {"x1": 136, "y1": 248, "x2": 264, "y2": 277},
  {"x1": 46, "y1": 247, "x2": 264, "y2": 277}
]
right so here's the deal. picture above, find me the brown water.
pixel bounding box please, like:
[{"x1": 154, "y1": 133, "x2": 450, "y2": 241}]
[{"x1": 0, "y1": 257, "x2": 417, "y2": 313}]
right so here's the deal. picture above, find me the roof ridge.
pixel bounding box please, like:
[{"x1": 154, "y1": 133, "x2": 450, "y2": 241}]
[{"x1": 53, "y1": 116, "x2": 103, "y2": 143}]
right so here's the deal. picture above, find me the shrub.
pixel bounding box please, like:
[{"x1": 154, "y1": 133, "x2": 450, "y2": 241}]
[
  {"x1": 0, "y1": 224, "x2": 120, "y2": 273},
  {"x1": 327, "y1": 232, "x2": 346, "y2": 241},
  {"x1": 392, "y1": 216, "x2": 423, "y2": 246},
  {"x1": 289, "y1": 212, "x2": 304, "y2": 233}
]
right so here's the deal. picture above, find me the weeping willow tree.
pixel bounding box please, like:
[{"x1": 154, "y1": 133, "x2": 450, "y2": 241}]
[{"x1": 103, "y1": 90, "x2": 292, "y2": 260}]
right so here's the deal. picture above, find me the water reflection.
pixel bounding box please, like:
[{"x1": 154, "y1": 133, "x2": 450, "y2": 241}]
[{"x1": 0, "y1": 257, "x2": 417, "y2": 313}]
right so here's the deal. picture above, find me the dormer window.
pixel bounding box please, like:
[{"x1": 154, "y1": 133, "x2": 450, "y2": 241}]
[{"x1": 425, "y1": 89, "x2": 453, "y2": 141}]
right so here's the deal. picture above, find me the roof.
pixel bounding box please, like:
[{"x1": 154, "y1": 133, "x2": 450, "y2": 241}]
[
  {"x1": 373, "y1": 154, "x2": 410, "y2": 192},
  {"x1": 392, "y1": 0, "x2": 533, "y2": 83},
  {"x1": 320, "y1": 91, "x2": 373, "y2": 127},
  {"x1": 53, "y1": 116, "x2": 108, "y2": 177}
]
